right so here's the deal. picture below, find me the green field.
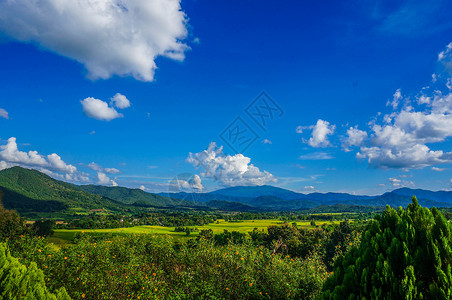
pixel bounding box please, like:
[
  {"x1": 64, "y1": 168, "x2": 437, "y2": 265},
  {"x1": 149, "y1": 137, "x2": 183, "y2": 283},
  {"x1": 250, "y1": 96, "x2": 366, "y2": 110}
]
[{"x1": 50, "y1": 219, "x2": 339, "y2": 246}]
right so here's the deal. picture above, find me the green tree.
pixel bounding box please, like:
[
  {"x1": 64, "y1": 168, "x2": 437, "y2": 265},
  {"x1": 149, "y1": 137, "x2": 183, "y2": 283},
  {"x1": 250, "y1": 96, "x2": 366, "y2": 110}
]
[
  {"x1": 0, "y1": 189, "x2": 29, "y2": 241},
  {"x1": 321, "y1": 197, "x2": 452, "y2": 299},
  {"x1": 32, "y1": 220, "x2": 55, "y2": 237},
  {"x1": 0, "y1": 242, "x2": 70, "y2": 299}
]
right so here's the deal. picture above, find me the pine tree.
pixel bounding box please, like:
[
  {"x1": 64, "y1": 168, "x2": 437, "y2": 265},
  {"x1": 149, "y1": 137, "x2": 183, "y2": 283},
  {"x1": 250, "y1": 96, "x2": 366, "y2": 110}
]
[
  {"x1": 321, "y1": 196, "x2": 452, "y2": 299},
  {"x1": 0, "y1": 242, "x2": 70, "y2": 300}
]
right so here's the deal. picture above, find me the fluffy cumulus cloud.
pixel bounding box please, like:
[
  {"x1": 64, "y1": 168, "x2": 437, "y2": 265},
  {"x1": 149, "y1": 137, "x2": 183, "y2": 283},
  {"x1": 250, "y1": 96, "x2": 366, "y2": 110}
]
[
  {"x1": 387, "y1": 89, "x2": 403, "y2": 110},
  {"x1": 388, "y1": 177, "x2": 414, "y2": 188},
  {"x1": 0, "y1": 137, "x2": 89, "y2": 181},
  {"x1": 439, "y1": 42, "x2": 452, "y2": 73},
  {"x1": 356, "y1": 89, "x2": 452, "y2": 169},
  {"x1": 0, "y1": 108, "x2": 9, "y2": 119},
  {"x1": 110, "y1": 93, "x2": 130, "y2": 109},
  {"x1": 81, "y1": 93, "x2": 131, "y2": 121},
  {"x1": 303, "y1": 185, "x2": 316, "y2": 192},
  {"x1": 189, "y1": 174, "x2": 204, "y2": 191},
  {"x1": 342, "y1": 126, "x2": 367, "y2": 151},
  {"x1": 167, "y1": 173, "x2": 204, "y2": 193},
  {"x1": 87, "y1": 162, "x2": 120, "y2": 174},
  {"x1": 81, "y1": 97, "x2": 123, "y2": 121},
  {"x1": 337, "y1": 42, "x2": 452, "y2": 170},
  {"x1": 97, "y1": 172, "x2": 117, "y2": 186},
  {"x1": 301, "y1": 119, "x2": 336, "y2": 148},
  {"x1": 187, "y1": 142, "x2": 277, "y2": 187},
  {"x1": 0, "y1": 0, "x2": 189, "y2": 81}
]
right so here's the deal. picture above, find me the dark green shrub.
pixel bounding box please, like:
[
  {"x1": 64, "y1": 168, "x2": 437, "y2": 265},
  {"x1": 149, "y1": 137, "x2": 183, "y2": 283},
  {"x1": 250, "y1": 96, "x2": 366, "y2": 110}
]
[
  {"x1": 0, "y1": 242, "x2": 70, "y2": 299},
  {"x1": 321, "y1": 197, "x2": 452, "y2": 299}
]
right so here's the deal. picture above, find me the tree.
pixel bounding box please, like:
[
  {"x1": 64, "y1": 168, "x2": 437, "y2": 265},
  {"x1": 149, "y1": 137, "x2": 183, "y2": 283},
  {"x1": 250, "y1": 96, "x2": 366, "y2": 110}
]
[
  {"x1": 0, "y1": 242, "x2": 70, "y2": 299},
  {"x1": 0, "y1": 189, "x2": 29, "y2": 241},
  {"x1": 323, "y1": 220, "x2": 358, "y2": 271},
  {"x1": 32, "y1": 220, "x2": 55, "y2": 237},
  {"x1": 321, "y1": 197, "x2": 452, "y2": 299}
]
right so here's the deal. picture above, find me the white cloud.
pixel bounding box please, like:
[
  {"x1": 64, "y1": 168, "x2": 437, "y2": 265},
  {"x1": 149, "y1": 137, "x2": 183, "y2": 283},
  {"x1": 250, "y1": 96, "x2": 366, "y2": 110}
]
[
  {"x1": 356, "y1": 90, "x2": 452, "y2": 169},
  {"x1": 47, "y1": 153, "x2": 77, "y2": 174},
  {"x1": 81, "y1": 97, "x2": 123, "y2": 121},
  {"x1": 438, "y1": 43, "x2": 452, "y2": 61},
  {"x1": 187, "y1": 142, "x2": 277, "y2": 187},
  {"x1": 342, "y1": 126, "x2": 367, "y2": 151},
  {"x1": 388, "y1": 177, "x2": 414, "y2": 188},
  {"x1": 352, "y1": 44, "x2": 452, "y2": 170},
  {"x1": 262, "y1": 139, "x2": 272, "y2": 144},
  {"x1": 296, "y1": 125, "x2": 312, "y2": 134},
  {"x1": 88, "y1": 162, "x2": 120, "y2": 174},
  {"x1": 299, "y1": 152, "x2": 333, "y2": 160},
  {"x1": 388, "y1": 177, "x2": 401, "y2": 187},
  {"x1": 110, "y1": 93, "x2": 131, "y2": 109},
  {"x1": 139, "y1": 185, "x2": 147, "y2": 191},
  {"x1": 97, "y1": 172, "x2": 117, "y2": 186},
  {"x1": 189, "y1": 174, "x2": 204, "y2": 191},
  {"x1": 387, "y1": 89, "x2": 402, "y2": 110},
  {"x1": 304, "y1": 119, "x2": 335, "y2": 148},
  {"x1": 0, "y1": 108, "x2": 9, "y2": 119},
  {"x1": 439, "y1": 43, "x2": 452, "y2": 74},
  {"x1": 432, "y1": 167, "x2": 446, "y2": 172},
  {"x1": 0, "y1": 161, "x2": 13, "y2": 171},
  {"x1": 0, "y1": 137, "x2": 88, "y2": 181},
  {"x1": 417, "y1": 95, "x2": 431, "y2": 105},
  {"x1": 0, "y1": 0, "x2": 189, "y2": 81},
  {"x1": 167, "y1": 174, "x2": 204, "y2": 193},
  {"x1": 303, "y1": 185, "x2": 315, "y2": 192}
]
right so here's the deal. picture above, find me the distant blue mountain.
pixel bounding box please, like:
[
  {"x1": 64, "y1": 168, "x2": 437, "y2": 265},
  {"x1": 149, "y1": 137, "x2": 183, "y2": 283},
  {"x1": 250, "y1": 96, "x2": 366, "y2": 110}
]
[{"x1": 161, "y1": 185, "x2": 452, "y2": 211}]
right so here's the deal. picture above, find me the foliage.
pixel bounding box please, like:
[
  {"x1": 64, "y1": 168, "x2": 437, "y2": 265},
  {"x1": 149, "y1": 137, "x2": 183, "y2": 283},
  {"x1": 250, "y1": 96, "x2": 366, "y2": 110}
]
[
  {"x1": 0, "y1": 242, "x2": 70, "y2": 300},
  {"x1": 0, "y1": 190, "x2": 29, "y2": 242},
  {"x1": 323, "y1": 220, "x2": 361, "y2": 271},
  {"x1": 321, "y1": 197, "x2": 452, "y2": 299},
  {"x1": 9, "y1": 232, "x2": 328, "y2": 299},
  {"x1": 32, "y1": 220, "x2": 55, "y2": 237}
]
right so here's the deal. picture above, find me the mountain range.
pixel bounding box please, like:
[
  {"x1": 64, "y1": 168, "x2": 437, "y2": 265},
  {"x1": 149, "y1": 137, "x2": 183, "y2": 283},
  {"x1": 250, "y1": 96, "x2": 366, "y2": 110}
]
[
  {"x1": 160, "y1": 185, "x2": 452, "y2": 210},
  {"x1": 1, "y1": 166, "x2": 452, "y2": 216}
]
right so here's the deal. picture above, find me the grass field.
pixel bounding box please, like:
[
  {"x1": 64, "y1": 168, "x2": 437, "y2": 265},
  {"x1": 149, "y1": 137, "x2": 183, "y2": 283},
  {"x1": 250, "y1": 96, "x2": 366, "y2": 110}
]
[{"x1": 50, "y1": 219, "x2": 340, "y2": 246}]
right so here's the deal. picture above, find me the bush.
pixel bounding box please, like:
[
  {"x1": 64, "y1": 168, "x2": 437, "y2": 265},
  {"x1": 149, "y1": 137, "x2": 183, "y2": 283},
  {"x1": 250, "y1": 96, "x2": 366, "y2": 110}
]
[
  {"x1": 321, "y1": 197, "x2": 452, "y2": 299},
  {"x1": 11, "y1": 232, "x2": 328, "y2": 299},
  {"x1": 0, "y1": 242, "x2": 70, "y2": 299}
]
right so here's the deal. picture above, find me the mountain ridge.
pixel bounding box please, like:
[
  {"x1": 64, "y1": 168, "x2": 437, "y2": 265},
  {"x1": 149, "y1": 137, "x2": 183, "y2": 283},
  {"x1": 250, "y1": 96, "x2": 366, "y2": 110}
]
[{"x1": 2, "y1": 166, "x2": 452, "y2": 214}]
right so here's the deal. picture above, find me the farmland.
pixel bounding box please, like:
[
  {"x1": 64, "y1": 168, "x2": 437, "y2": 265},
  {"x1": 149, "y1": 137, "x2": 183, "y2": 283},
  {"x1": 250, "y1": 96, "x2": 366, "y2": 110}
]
[{"x1": 50, "y1": 218, "x2": 342, "y2": 245}]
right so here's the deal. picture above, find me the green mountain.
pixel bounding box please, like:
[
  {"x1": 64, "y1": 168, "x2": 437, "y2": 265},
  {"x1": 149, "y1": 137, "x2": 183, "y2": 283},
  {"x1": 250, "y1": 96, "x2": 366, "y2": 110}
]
[
  {"x1": 78, "y1": 185, "x2": 193, "y2": 207},
  {"x1": 0, "y1": 166, "x2": 126, "y2": 214}
]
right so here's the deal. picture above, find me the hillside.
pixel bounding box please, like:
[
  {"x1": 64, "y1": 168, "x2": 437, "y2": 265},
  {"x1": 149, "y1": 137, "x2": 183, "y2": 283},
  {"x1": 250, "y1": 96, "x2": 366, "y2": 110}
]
[
  {"x1": 79, "y1": 185, "x2": 193, "y2": 207},
  {"x1": 0, "y1": 166, "x2": 126, "y2": 214},
  {"x1": 2, "y1": 166, "x2": 452, "y2": 214}
]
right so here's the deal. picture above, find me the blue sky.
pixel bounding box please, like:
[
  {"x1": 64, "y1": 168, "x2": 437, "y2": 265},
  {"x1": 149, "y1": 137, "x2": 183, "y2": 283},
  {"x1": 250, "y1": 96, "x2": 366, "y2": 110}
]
[{"x1": 1, "y1": 0, "x2": 452, "y2": 195}]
